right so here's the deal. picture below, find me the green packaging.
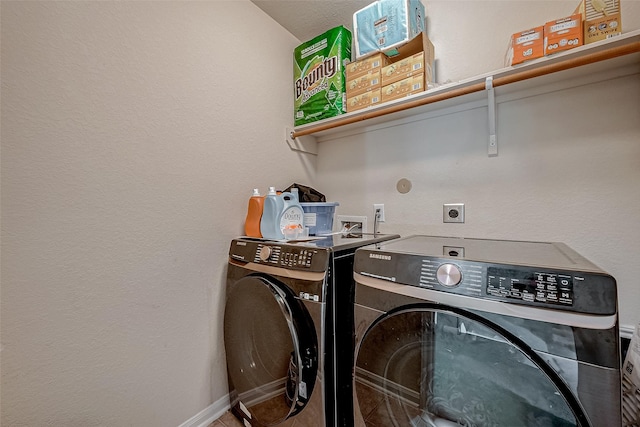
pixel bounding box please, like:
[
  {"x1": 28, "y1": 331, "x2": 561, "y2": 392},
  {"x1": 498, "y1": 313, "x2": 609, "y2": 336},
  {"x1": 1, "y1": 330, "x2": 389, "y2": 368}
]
[{"x1": 293, "y1": 26, "x2": 352, "y2": 126}]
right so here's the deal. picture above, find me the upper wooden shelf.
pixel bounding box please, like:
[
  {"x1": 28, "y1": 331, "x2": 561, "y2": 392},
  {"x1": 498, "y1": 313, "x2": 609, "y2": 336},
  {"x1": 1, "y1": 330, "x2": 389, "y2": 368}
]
[{"x1": 291, "y1": 30, "x2": 640, "y2": 141}]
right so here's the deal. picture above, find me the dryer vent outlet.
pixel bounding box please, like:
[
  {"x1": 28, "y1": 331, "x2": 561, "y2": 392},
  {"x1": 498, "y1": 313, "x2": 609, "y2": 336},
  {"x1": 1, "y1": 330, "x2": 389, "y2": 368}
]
[
  {"x1": 337, "y1": 215, "x2": 368, "y2": 233},
  {"x1": 443, "y1": 203, "x2": 465, "y2": 223}
]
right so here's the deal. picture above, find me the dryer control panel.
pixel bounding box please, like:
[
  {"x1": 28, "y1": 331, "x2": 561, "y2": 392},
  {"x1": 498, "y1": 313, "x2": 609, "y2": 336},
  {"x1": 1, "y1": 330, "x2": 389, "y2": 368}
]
[
  {"x1": 487, "y1": 267, "x2": 574, "y2": 306},
  {"x1": 421, "y1": 261, "x2": 576, "y2": 306},
  {"x1": 355, "y1": 252, "x2": 617, "y2": 315}
]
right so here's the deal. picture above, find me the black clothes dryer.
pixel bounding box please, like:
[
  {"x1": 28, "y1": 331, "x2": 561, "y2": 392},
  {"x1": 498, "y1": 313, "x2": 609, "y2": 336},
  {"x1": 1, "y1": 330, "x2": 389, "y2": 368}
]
[{"x1": 352, "y1": 235, "x2": 621, "y2": 427}]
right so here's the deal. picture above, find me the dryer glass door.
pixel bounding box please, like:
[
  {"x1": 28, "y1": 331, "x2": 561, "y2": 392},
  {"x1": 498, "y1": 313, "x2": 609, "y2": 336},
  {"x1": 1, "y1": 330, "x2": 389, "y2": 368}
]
[
  {"x1": 355, "y1": 306, "x2": 588, "y2": 427},
  {"x1": 224, "y1": 275, "x2": 318, "y2": 425}
]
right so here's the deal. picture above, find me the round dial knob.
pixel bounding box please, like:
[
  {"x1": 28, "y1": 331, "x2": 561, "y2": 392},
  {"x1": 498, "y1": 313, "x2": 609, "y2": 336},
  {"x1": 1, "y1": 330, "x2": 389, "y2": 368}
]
[
  {"x1": 259, "y1": 246, "x2": 272, "y2": 262},
  {"x1": 436, "y1": 263, "x2": 462, "y2": 287}
]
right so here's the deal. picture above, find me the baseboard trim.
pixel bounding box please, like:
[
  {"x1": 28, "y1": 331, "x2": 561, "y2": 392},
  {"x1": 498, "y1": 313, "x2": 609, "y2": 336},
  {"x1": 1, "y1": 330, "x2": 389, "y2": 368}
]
[
  {"x1": 620, "y1": 324, "x2": 636, "y2": 340},
  {"x1": 178, "y1": 394, "x2": 230, "y2": 427}
]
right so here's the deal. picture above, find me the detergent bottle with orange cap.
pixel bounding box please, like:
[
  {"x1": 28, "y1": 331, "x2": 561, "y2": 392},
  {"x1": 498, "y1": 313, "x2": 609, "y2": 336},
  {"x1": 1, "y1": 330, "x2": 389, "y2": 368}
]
[{"x1": 244, "y1": 188, "x2": 264, "y2": 238}]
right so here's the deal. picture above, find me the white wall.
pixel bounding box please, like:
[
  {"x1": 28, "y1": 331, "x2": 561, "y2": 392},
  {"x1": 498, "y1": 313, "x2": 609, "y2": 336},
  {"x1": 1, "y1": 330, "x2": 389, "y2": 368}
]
[
  {"x1": 316, "y1": 2, "x2": 640, "y2": 330},
  {"x1": 1, "y1": 1, "x2": 309, "y2": 425}
]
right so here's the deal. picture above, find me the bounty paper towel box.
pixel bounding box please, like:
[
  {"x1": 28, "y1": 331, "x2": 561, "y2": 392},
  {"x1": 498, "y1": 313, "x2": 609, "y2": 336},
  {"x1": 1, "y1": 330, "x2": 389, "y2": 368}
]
[
  {"x1": 354, "y1": 0, "x2": 425, "y2": 59},
  {"x1": 294, "y1": 26, "x2": 352, "y2": 126}
]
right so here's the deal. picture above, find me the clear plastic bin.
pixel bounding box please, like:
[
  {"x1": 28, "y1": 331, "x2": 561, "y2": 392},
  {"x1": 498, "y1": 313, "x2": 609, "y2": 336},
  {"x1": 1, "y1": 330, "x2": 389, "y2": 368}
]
[{"x1": 300, "y1": 202, "x2": 339, "y2": 235}]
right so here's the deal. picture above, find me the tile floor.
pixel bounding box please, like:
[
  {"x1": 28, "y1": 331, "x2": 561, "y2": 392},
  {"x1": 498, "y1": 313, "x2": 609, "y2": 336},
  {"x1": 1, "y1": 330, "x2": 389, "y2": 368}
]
[
  {"x1": 208, "y1": 383, "x2": 380, "y2": 427},
  {"x1": 207, "y1": 411, "x2": 244, "y2": 427}
]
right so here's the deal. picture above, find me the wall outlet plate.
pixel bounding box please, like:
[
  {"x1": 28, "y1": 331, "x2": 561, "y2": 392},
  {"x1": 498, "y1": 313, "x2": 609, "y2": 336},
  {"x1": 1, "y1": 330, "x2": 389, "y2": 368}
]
[
  {"x1": 373, "y1": 204, "x2": 385, "y2": 222},
  {"x1": 337, "y1": 215, "x2": 368, "y2": 233},
  {"x1": 443, "y1": 203, "x2": 465, "y2": 223}
]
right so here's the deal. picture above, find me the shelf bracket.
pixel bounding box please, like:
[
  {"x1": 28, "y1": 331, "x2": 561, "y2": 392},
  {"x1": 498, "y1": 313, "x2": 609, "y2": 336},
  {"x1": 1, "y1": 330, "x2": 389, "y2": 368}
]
[
  {"x1": 485, "y1": 76, "x2": 498, "y2": 157},
  {"x1": 285, "y1": 126, "x2": 317, "y2": 155}
]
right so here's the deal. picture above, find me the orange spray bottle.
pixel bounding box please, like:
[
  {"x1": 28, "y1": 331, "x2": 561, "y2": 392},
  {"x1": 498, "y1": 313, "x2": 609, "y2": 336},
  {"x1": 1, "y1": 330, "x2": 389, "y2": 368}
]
[{"x1": 244, "y1": 188, "x2": 265, "y2": 237}]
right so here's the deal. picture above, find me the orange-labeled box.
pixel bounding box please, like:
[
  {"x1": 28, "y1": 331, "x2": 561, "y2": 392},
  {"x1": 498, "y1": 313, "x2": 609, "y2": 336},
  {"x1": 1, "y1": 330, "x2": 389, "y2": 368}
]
[
  {"x1": 346, "y1": 71, "x2": 382, "y2": 98},
  {"x1": 381, "y1": 74, "x2": 424, "y2": 103},
  {"x1": 507, "y1": 26, "x2": 544, "y2": 66},
  {"x1": 345, "y1": 53, "x2": 390, "y2": 81},
  {"x1": 574, "y1": 0, "x2": 622, "y2": 44},
  {"x1": 544, "y1": 14, "x2": 583, "y2": 56},
  {"x1": 346, "y1": 89, "x2": 381, "y2": 112}
]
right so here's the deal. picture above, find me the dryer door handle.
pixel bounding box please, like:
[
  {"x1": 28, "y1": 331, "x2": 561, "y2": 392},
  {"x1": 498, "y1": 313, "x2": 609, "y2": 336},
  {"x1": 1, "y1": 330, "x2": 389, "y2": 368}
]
[{"x1": 285, "y1": 352, "x2": 300, "y2": 406}]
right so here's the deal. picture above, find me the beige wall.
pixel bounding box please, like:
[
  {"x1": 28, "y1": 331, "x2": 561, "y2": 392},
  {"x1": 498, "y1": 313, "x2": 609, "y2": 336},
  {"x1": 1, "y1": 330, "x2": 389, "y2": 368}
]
[
  {"x1": 1, "y1": 1, "x2": 310, "y2": 425},
  {"x1": 315, "y1": 3, "x2": 640, "y2": 329}
]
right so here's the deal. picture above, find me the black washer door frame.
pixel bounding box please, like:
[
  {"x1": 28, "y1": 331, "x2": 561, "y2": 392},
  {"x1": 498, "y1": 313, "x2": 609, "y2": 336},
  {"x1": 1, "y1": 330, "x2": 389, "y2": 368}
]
[
  {"x1": 355, "y1": 302, "x2": 591, "y2": 427},
  {"x1": 224, "y1": 273, "x2": 318, "y2": 425}
]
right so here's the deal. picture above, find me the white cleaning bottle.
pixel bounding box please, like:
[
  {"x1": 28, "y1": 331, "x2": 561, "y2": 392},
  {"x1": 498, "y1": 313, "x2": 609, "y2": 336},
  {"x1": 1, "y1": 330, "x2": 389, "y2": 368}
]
[
  {"x1": 260, "y1": 187, "x2": 284, "y2": 240},
  {"x1": 279, "y1": 189, "x2": 304, "y2": 240}
]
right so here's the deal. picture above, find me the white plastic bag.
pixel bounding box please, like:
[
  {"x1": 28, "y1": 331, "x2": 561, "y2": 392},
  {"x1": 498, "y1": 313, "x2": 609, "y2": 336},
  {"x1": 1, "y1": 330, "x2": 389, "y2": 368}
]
[{"x1": 623, "y1": 322, "x2": 640, "y2": 426}]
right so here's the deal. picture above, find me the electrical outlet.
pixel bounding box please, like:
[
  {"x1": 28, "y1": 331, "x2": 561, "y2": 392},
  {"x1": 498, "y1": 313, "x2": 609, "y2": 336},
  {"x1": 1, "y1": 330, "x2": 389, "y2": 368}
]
[
  {"x1": 374, "y1": 204, "x2": 385, "y2": 222},
  {"x1": 337, "y1": 215, "x2": 368, "y2": 233},
  {"x1": 443, "y1": 203, "x2": 465, "y2": 223}
]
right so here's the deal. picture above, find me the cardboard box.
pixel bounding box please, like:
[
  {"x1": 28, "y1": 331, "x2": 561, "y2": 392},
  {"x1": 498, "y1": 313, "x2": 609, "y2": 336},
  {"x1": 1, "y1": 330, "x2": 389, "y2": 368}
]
[
  {"x1": 346, "y1": 71, "x2": 382, "y2": 98},
  {"x1": 345, "y1": 53, "x2": 390, "y2": 81},
  {"x1": 353, "y1": 0, "x2": 425, "y2": 59},
  {"x1": 574, "y1": 0, "x2": 622, "y2": 44},
  {"x1": 544, "y1": 14, "x2": 583, "y2": 56},
  {"x1": 381, "y1": 73, "x2": 424, "y2": 103},
  {"x1": 506, "y1": 26, "x2": 544, "y2": 66},
  {"x1": 346, "y1": 89, "x2": 381, "y2": 112},
  {"x1": 293, "y1": 26, "x2": 352, "y2": 126},
  {"x1": 383, "y1": 32, "x2": 435, "y2": 86},
  {"x1": 381, "y1": 51, "x2": 425, "y2": 86}
]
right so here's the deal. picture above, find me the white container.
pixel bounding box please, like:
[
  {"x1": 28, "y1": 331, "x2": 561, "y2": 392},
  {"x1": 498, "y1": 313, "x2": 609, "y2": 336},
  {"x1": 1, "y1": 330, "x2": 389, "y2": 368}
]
[
  {"x1": 260, "y1": 188, "x2": 305, "y2": 240},
  {"x1": 353, "y1": 0, "x2": 425, "y2": 59},
  {"x1": 300, "y1": 202, "x2": 340, "y2": 235},
  {"x1": 260, "y1": 187, "x2": 285, "y2": 239},
  {"x1": 280, "y1": 192, "x2": 304, "y2": 240}
]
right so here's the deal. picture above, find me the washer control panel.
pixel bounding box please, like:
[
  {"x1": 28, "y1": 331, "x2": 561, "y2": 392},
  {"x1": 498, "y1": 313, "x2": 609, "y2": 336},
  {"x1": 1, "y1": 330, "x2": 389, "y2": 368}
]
[
  {"x1": 229, "y1": 239, "x2": 328, "y2": 272},
  {"x1": 254, "y1": 244, "x2": 320, "y2": 269}
]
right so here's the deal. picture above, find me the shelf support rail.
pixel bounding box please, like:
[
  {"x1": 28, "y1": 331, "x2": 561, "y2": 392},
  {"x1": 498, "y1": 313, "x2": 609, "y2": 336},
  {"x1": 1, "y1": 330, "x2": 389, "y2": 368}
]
[
  {"x1": 285, "y1": 126, "x2": 317, "y2": 155},
  {"x1": 486, "y1": 76, "x2": 498, "y2": 157}
]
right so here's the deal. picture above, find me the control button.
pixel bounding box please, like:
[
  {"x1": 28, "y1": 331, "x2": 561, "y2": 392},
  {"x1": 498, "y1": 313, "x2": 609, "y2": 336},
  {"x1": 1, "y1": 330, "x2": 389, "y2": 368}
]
[
  {"x1": 436, "y1": 263, "x2": 462, "y2": 287},
  {"x1": 259, "y1": 246, "x2": 272, "y2": 262}
]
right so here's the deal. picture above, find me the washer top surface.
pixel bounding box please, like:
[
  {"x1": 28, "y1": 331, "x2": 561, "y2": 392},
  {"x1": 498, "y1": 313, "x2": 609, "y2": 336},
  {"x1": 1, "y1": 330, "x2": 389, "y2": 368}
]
[{"x1": 370, "y1": 235, "x2": 604, "y2": 272}]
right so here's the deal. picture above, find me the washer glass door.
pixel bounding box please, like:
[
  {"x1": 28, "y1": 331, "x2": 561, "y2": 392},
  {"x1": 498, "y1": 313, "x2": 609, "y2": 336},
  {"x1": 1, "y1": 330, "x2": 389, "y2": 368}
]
[
  {"x1": 224, "y1": 274, "x2": 317, "y2": 425},
  {"x1": 355, "y1": 306, "x2": 588, "y2": 427}
]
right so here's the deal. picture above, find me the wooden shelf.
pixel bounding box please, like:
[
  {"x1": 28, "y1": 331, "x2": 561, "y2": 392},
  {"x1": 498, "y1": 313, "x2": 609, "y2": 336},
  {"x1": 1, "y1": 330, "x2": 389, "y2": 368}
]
[{"x1": 291, "y1": 30, "x2": 640, "y2": 141}]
